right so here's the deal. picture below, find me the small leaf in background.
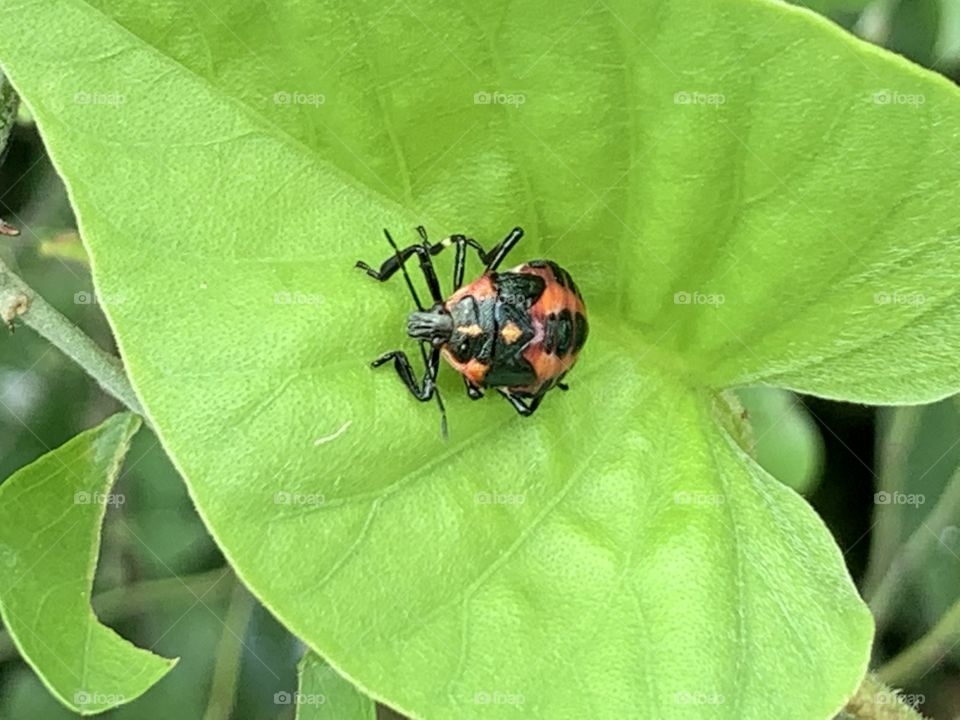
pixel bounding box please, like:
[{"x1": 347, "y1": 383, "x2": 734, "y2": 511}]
[
  {"x1": 936, "y1": 0, "x2": 960, "y2": 67},
  {"x1": 294, "y1": 653, "x2": 375, "y2": 720},
  {"x1": 0, "y1": 413, "x2": 175, "y2": 714},
  {"x1": 887, "y1": 0, "x2": 943, "y2": 67},
  {"x1": 735, "y1": 387, "x2": 825, "y2": 495}
]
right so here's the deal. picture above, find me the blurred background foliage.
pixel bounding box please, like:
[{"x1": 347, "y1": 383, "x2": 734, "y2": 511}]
[{"x1": 0, "y1": 0, "x2": 959, "y2": 717}]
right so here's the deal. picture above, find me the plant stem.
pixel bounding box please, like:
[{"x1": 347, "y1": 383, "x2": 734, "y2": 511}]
[
  {"x1": 862, "y1": 407, "x2": 921, "y2": 609},
  {"x1": 869, "y1": 466, "x2": 960, "y2": 628},
  {"x1": 843, "y1": 673, "x2": 928, "y2": 719},
  {"x1": 0, "y1": 256, "x2": 145, "y2": 418},
  {"x1": 878, "y1": 596, "x2": 960, "y2": 686},
  {"x1": 202, "y1": 581, "x2": 255, "y2": 720},
  {"x1": 0, "y1": 567, "x2": 233, "y2": 663},
  {"x1": 0, "y1": 69, "x2": 141, "y2": 418}
]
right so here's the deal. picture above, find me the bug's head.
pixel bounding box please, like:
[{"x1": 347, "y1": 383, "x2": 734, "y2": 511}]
[{"x1": 407, "y1": 306, "x2": 453, "y2": 348}]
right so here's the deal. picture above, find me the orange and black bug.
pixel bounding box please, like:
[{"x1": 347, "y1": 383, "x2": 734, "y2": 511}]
[{"x1": 356, "y1": 226, "x2": 588, "y2": 436}]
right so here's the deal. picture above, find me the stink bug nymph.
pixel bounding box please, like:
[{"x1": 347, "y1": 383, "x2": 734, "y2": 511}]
[{"x1": 356, "y1": 226, "x2": 588, "y2": 437}]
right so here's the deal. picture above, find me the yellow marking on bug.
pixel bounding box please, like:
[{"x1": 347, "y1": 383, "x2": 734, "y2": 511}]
[
  {"x1": 500, "y1": 322, "x2": 523, "y2": 344},
  {"x1": 458, "y1": 324, "x2": 484, "y2": 337}
]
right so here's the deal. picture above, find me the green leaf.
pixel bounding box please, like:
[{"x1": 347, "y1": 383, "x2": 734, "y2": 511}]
[
  {"x1": 16, "y1": 0, "x2": 960, "y2": 715},
  {"x1": 0, "y1": 413, "x2": 176, "y2": 714},
  {"x1": 294, "y1": 653, "x2": 375, "y2": 720},
  {"x1": 735, "y1": 387, "x2": 824, "y2": 494}
]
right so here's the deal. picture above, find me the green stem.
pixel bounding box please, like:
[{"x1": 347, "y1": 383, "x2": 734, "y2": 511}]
[
  {"x1": 878, "y1": 596, "x2": 960, "y2": 686},
  {"x1": 844, "y1": 673, "x2": 929, "y2": 719},
  {"x1": 869, "y1": 466, "x2": 960, "y2": 628},
  {"x1": 0, "y1": 567, "x2": 233, "y2": 663},
  {"x1": 862, "y1": 407, "x2": 921, "y2": 609},
  {"x1": 0, "y1": 256, "x2": 145, "y2": 418},
  {"x1": 202, "y1": 581, "x2": 255, "y2": 720}
]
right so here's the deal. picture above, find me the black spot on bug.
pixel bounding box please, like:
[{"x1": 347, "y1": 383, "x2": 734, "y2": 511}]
[
  {"x1": 484, "y1": 358, "x2": 537, "y2": 388},
  {"x1": 543, "y1": 310, "x2": 574, "y2": 356},
  {"x1": 494, "y1": 271, "x2": 546, "y2": 308},
  {"x1": 526, "y1": 259, "x2": 569, "y2": 288},
  {"x1": 533, "y1": 260, "x2": 583, "y2": 300},
  {"x1": 556, "y1": 309, "x2": 574, "y2": 356},
  {"x1": 573, "y1": 312, "x2": 589, "y2": 353},
  {"x1": 543, "y1": 312, "x2": 558, "y2": 354}
]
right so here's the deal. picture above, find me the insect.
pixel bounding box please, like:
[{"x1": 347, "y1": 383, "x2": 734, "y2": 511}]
[{"x1": 356, "y1": 225, "x2": 588, "y2": 436}]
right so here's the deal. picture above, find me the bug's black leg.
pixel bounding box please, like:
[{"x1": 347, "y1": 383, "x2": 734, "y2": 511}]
[
  {"x1": 356, "y1": 246, "x2": 422, "y2": 282},
  {"x1": 371, "y1": 349, "x2": 436, "y2": 400},
  {"x1": 372, "y1": 344, "x2": 449, "y2": 439},
  {"x1": 407, "y1": 227, "x2": 444, "y2": 304},
  {"x1": 418, "y1": 341, "x2": 449, "y2": 439},
  {"x1": 420, "y1": 227, "x2": 488, "y2": 292},
  {"x1": 452, "y1": 234, "x2": 469, "y2": 291},
  {"x1": 495, "y1": 388, "x2": 543, "y2": 417},
  {"x1": 484, "y1": 227, "x2": 524, "y2": 272},
  {"x1": 356, "y1": 229, "x2": 445, "y2": 305},
  {"x1": 463, "y1": 377, "x2": 484, "y2": 400},
  {"x1": 358, "y1": 228, "x2": 489, "y2": 296},
  {"x1": 557, "y1": 382, "x2": 569, "y2": 391}
]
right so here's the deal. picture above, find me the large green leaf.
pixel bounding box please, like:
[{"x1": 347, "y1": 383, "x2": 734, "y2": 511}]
[
  {"x1": 0, "y1": 413, "x2": 175, "y2": 714},
  {"x1": 9, "y1": 0, "x2": 960, "y2": 716}
]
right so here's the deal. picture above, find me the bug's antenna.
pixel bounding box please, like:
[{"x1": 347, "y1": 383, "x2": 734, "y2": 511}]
[
  {"x1": 383, "y1": 228, "x2": 424, "y2": 311},
  {"x1": 435, "y1": 385, "x2": 449, "y2": 440},
  {"x1": 418, "y1": 342, "x2": 448, "y2": 439}
]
